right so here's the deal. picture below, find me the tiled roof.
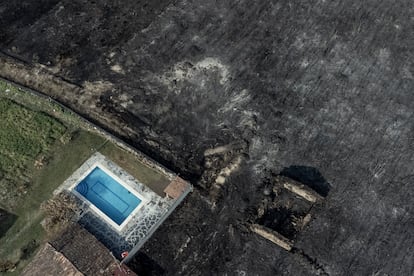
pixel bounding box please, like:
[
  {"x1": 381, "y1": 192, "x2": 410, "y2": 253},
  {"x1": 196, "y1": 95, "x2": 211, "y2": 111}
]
[
  {"x1": 50, "y1": 223, "x2": 118, "y2": 275},
  {"x1": 163, "y1": 176, "x2": 189, "y2": 199},
  {"x1": 21, "y1": 243, "x2": 82, "y2": 276},
  {"x1": 23, "y1": 223, "x2": 135, "y2": 276}
]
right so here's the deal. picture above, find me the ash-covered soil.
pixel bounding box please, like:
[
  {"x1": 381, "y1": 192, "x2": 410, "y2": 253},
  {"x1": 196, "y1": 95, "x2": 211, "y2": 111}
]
[{"x1": 1, "y1": 0, "x2": 414, "y2": 275}]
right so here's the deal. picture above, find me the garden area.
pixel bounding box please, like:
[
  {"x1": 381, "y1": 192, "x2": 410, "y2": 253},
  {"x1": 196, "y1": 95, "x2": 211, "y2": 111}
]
[
  {"x1": 0, "y1": 81, "x2": 108, "y2": 274},
  {"x1": 0, "y1": 80, "x2": 172, "y2": 274}
]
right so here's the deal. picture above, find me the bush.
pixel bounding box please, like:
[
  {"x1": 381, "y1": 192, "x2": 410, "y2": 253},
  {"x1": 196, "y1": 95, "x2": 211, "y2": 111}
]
[
  {"x1": 59, "y1": 131, "x2": 73, "y2": 144},
  {"x1": 0, "y1": 259, "x2": 16, "y2": 272},
  {"x1": 40, "y1": 192, "x2": 80, "y2": 235},
  {"x1": 20, "y1": 240, "x2": 39, "y2": 260}
]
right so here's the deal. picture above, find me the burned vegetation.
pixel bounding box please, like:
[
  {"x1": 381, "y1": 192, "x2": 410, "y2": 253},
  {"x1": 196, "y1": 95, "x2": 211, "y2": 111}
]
[
  {"x1": 0, "y1": 0, "x2": 413, "y2": 275},
  {"x1": 250, "y1": 172, "x2": 329, "y2": 251}
]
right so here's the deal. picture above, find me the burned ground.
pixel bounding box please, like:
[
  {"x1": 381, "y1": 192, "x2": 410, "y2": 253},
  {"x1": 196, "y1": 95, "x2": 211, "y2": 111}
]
[{"x1": 0, "y1": 0, "x2": 413, "y2": 275}]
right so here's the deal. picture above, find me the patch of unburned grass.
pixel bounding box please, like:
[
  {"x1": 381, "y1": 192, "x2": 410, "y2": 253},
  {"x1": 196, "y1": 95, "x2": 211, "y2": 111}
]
[
  {"x1": 0, "y1": 79, "x2": 170, "y2": 274},
  {"x1": 0, "y1": 80, "x2": 85, "y2": 127},
  {"x1": 0, "y1": 130, "x2": 106, "y2": 275},
  {"x1": 0, "y1": 80, "x2": 109, "y2": 274},
  {"x1": 100, "y1": 143, "x2": 170, "y2": 196},
  {"x1": 0, "y1": 98, "x2": 66, "y2": 209}
]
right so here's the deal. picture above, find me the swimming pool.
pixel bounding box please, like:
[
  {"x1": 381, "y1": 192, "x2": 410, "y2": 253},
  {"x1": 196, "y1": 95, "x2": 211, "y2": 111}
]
[{"x1": 74, "y1": 166, "x2": 142, "y2": 226}]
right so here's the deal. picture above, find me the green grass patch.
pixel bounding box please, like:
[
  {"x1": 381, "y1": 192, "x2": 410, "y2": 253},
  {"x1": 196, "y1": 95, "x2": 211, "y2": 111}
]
[
  {"x1": 0, "y1": 130, "x2": 106, "y2": 275},
  {"x1": 0, "y1": 81, "x2": 85, "y2": 127},
  {"x1": 0, "y1": 98, "x2": 66, "y2": 209},
  {"x1": 100, "y1": 143, "x2": 170, "y2": 196},
  {"x1": 0, "y1": 80, "x2": 108, "y2": 274}
]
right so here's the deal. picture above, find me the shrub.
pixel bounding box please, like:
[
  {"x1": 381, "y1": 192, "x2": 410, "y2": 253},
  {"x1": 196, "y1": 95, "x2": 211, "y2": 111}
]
[
  {"x1": 59, "y1": 131, "x2": 73, "y2": 144},
  {"x1": 0, "y1": 259, "x2": 16, "y2": 272},
  {"x1": 20, "y1": 240, "x2": 39, "y2": 260},
  {"x1": 40, "y1": 192, "x2": 80, "y2": 235}
]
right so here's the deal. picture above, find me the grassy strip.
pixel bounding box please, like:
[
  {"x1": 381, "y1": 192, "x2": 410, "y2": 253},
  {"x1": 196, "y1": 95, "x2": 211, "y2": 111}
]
[
  {"x1": 0, "y1": 80, "x2": 85, "y2": 128},
  {"x1": 100, "y1": 143, "x2": 170, "y2": 196}
]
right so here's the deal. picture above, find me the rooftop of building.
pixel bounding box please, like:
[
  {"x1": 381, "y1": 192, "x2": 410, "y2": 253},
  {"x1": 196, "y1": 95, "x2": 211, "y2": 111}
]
[{"x1": 22, "y1": 223, "x2": 136, "y2": 276}]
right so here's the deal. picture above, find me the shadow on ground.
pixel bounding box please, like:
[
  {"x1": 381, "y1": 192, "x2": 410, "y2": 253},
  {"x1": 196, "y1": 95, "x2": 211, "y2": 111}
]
[
  {"x1": 0, "y1": 208, "x2": 17, "y2": 238},
  {"x1": 129, "y1": 252, "x2": 165, "y2": 276},
  {"x1": 280, "y1": 166, "x2": 331, "y2": 197}
]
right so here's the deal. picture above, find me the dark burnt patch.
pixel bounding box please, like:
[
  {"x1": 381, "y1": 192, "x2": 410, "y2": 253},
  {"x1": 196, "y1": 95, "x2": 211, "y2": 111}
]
[
  {"x1": 257, "y1": 205, "x2": 312, "y2": 240},
  {"x1": 128, "y1": 252, "x2": 165, "y2": 276},
  {"x1": 255, "y1": 183, "x2": 314, "y2": 241}
]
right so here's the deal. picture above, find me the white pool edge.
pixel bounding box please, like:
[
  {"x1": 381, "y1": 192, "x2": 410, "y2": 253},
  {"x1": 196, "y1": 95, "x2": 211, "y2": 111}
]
[{"x1": 69, "y1": 161, "x2": 149, "y2": 232}]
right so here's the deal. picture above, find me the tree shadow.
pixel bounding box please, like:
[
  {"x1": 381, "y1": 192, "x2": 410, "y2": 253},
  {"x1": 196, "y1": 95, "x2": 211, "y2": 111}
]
[
  {"x1": 0, "y1": 208, "x2": 17, "y2": 238},
  {"x1": 280, "y1": 165, "x2": 331, "y2": 197}
]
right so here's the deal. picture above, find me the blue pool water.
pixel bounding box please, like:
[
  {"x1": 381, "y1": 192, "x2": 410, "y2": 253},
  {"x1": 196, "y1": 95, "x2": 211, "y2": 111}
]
[{"x1": 75, "y1": 167, "x2": 141, "y2": 225}]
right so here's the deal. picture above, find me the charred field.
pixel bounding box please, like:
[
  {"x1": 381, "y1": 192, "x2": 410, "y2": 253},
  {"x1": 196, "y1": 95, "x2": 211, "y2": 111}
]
[{"x1": 0, "y1": 0, "x2": 413, "y2": 275}]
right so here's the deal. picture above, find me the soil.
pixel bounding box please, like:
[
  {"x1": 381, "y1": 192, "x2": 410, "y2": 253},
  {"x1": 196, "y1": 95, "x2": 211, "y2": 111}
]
[{"x1": 1, "y1": 0, "x2": 413, "y2": 275}]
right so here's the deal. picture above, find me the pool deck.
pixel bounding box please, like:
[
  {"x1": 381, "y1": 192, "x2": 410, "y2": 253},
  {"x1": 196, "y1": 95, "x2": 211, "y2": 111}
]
[{"x1": 55, "y1": 152, "x2": 192, "y2": 260}]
